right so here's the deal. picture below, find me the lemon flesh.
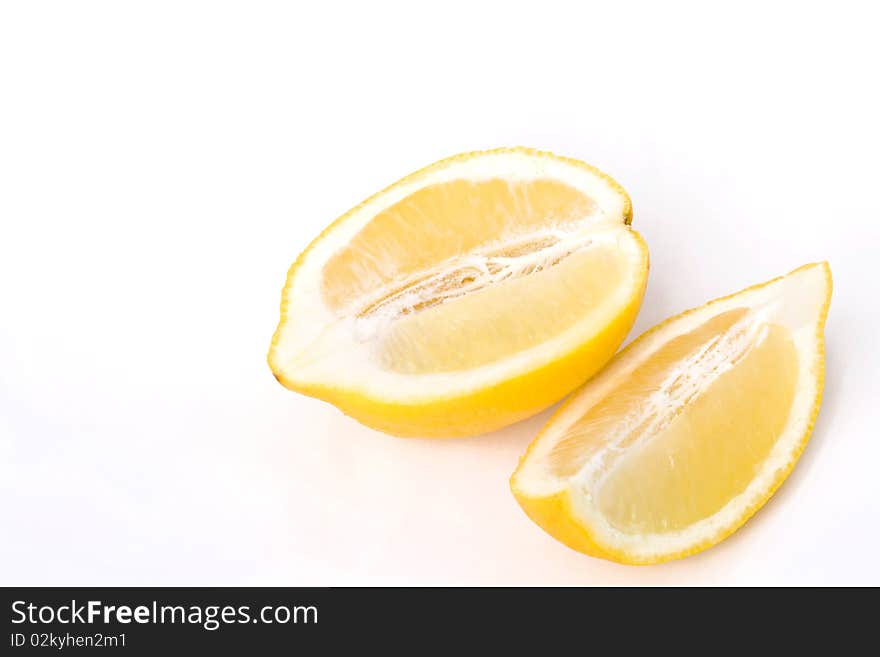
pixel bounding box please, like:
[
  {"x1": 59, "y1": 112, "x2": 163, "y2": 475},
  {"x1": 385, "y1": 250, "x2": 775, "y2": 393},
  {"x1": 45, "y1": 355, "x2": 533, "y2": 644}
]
[
  {"x1": 321, "y1": 178, "x2": 597, "y2": 312},
  {"x1": 376, "y1": 233, "x2": 634, "y2": 374},
  {"x1": 592, "y1": 314, "x2": 798, "y2": 533}
]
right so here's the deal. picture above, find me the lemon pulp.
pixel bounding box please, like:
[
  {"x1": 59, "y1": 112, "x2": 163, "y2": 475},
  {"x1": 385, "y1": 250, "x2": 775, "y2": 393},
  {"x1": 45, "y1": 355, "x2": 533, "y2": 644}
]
[
  {"x1": 318, "y1": 178, "x2": 636, "y2": 374},
  {"x1": 321, "y1": 179, "x2": 597, "y2": 311},
  {"x1": 377, "y1": 239, "x2": 630, "y2": 373},
  {"x1": 596, "y1": 318, "x2": 798, "y2": 533}
]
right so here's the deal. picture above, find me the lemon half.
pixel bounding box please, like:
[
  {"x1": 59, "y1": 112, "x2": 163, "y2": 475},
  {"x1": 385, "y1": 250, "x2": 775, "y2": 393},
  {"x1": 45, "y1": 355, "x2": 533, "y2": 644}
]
[{"x1": 269, "y1": 148, "x2": 649, "y2": 437}]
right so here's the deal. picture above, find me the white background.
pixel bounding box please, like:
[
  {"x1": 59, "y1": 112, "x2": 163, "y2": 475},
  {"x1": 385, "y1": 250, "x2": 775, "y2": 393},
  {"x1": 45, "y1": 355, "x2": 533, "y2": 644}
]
[{"x1": 1, "y1": 1, "x2": 878, "y2": 586}]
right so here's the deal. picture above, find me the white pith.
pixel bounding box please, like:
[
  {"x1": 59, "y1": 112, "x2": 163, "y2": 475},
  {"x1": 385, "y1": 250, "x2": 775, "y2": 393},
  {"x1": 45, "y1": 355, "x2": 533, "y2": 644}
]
[
  {"x1": 353, "y1": 228, "x2": 597, "y2": 330},
  {"x1": 271, "y1": 150, "x2": 640, "y2": 402},
  {"x1": 512, "y1": 263, "x2": 830, "y2": 560}
]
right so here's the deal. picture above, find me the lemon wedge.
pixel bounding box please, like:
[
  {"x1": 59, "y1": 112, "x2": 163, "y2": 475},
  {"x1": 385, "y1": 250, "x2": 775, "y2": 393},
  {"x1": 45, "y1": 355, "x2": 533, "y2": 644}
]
[{"x1": 511, "y1": 263, "x2": 831, "y2": 563}]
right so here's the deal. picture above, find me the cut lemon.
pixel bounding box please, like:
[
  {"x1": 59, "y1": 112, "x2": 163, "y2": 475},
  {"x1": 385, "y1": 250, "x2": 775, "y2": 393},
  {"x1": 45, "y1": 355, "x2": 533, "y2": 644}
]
[
  {"x1": 511, "y1": 262, "x2": 832, "y2": 563},
  {"x1": 268, "y1": 148, "x2": 649, "y2": 437}
]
